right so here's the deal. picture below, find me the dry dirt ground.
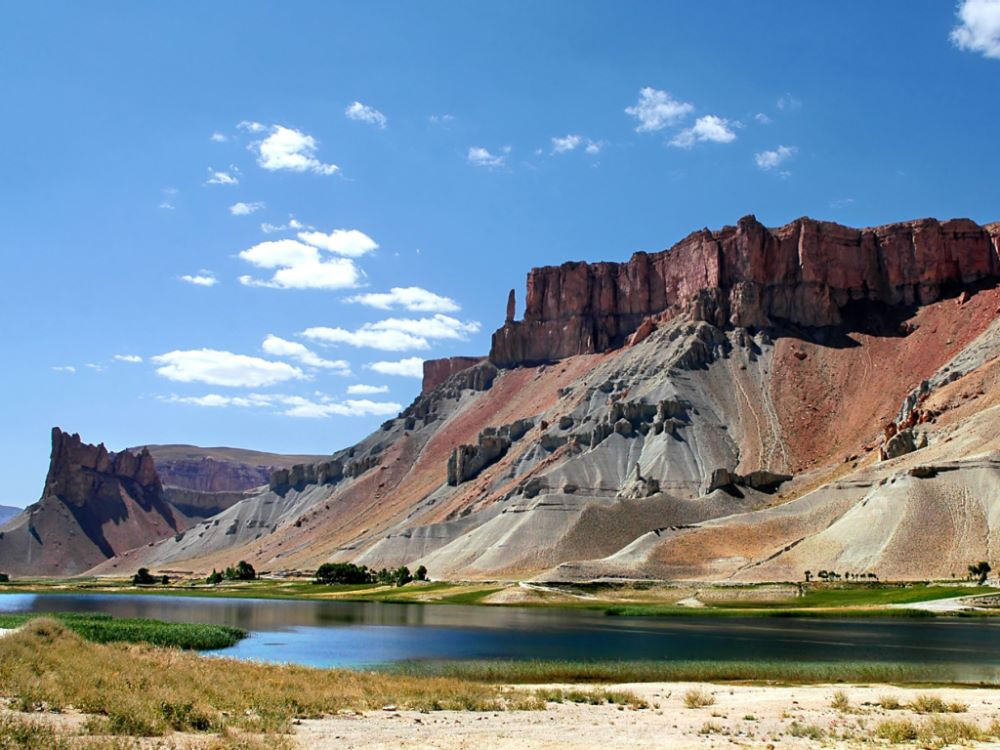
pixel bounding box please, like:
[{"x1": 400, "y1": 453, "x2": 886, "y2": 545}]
[{"x1": 294, "y1": 683, "x2": 1000, "y2": 749}]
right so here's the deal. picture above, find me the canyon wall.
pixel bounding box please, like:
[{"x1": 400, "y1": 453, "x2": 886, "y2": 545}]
[{"x1": 491, "y1": 215, "x2": 1000, "y2": 366}]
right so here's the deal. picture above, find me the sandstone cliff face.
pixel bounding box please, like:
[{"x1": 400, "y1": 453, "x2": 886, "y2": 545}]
[
  {"x1": 422, "y1": 356, "x2": 486, "y2": 394},
  {"x1": 491, "y1": 215, "x2": 1000, "y2": 366}
]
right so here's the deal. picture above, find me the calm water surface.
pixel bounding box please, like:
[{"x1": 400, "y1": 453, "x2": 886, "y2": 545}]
[{"x1": 2, "y1": 593, "x2": 998, "y2": 677}]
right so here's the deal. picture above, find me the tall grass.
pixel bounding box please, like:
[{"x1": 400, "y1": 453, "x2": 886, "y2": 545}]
[
  {"x1": 0, "y1": 612, "x2": 244, "y2": 650},
  {"x1": 388, "y1": 658, "x2": 971, "y2": 685},
  {"x1": 0, "y1": 619, "x2": 540, "y2": 739}
]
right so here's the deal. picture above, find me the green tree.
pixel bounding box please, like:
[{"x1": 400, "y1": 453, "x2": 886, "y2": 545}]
[
  {"x1": 394, "y1": 566, "x2": 412, "y2": 586},
  {"x1": 415, "y1": 565, "x2": 428, "y2": 581},
  {"x1": 968, "y1": 561, "x2": 992, "y2": 585},
  {"x1": 132, "y1": 568, "x2": 156, "y2": 585},
  {"x1": 224, "y1": 560, "x2": 256, "y2": 581},
  {"x1": 0, "y1": 573, "x2": 9, "y2": 583},
  {"x1": 314, "y1": 562, "x2": 372, "y2": 585},
  {"x1": 206, "y1": 569, "x2": 223, "y2": 585}
]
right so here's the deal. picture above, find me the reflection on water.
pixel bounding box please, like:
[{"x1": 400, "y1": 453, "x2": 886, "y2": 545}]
[{"x1": 2, "y1": 593, "x2": 999, "y2": 676}]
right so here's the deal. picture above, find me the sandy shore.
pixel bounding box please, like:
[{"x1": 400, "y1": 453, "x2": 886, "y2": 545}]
[{"x1": 295, "y1": 683, "x2": 1000, "y2": 749}]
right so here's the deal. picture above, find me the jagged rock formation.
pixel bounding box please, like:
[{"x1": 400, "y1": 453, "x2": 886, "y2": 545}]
[
  {"x1": 141, "y1": 445, "x2": 328, "y2": 492},
  {"x1": 491, "y1": 215, "x2": 1000, "y2": 366},
  {"x1": 422, "y1": 357, "x2": 486, "y2": 394},
  {"x1": 81, "y1": 214, "x2": 1000, "y2": 584}
]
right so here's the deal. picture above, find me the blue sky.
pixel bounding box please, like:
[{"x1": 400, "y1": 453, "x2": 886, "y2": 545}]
[{"x1": 2, "y1": 1, "x2": 999, "y2": 506}]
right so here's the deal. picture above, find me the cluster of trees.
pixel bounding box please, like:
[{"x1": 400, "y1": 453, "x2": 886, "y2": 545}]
[
  {"x1": 206, "y1": 560, "x2": 256, "y2": 584},
  {"x1": 0, "y1": 573, "x2": 9, "y2": 583},
  {"x1": 132, "y1": 568, "x2": 169, "y2": 585},
  {"x1": 804, "y1": 570, "x2": 878, "y2": 582},
  {"x1": 314, "y1": 562, "x2": 427, "y2": 587},
  {"x1": 968, "y1": 561, "x2": 992, "y2": 584}
]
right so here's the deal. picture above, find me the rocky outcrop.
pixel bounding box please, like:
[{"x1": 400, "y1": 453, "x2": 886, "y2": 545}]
[
  {"x1": 269, "y1": 460, "x2": 344, "y2": 493},
  {"x1": 153, "y1": 457, "x2": 272, "y2": 492},
  {"x1": 422, "y1": 356, "x2": 486, "y2": 394},
  {"x1": 702, "y1": 468, "x2": 792, "y2": 496},
  {"x1": 45, "y1": 427, "x2": 162, "y2": 506},
  {"x1": 446, "y1": 419, "x2": 534, "y2": 486},
  {"x1": 491, "y1": 215, "x2": 1000, "y2": 366}
]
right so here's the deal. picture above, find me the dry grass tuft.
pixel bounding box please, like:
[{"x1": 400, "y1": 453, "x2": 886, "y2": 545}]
[
  {"x1": 878, "y1": 694, "x2": 902, "y2": 710},
  {"x1": 683, "y1": 687, "x2": 716, "y2": 708},
  {"x1": 910, "y1": 693, "x2": 967, "y2": 714},
  {"x1": 830, "y1": 689, "x2": 851, "y2": 712}
]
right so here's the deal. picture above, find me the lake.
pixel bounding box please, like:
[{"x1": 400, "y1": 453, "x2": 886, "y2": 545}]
[{"x1": 2, "y1": 593, "x2": 998, "y2": 678}]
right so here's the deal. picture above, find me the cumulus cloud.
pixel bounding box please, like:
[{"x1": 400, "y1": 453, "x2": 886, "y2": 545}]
[
  {"x1": 669, "y1": 115, "x2": 738, "y2": 148},
  {"x1": 297, "y1": 229, "x2": 378, "y2": 257},
  {"x1": 368, "y1": 357, "x2": 424, "y2": 378},
  {"x1": 52, "y1": 365, "x2": 76, "y2": 373},
  {"x1": 237, "y1": 239, "x2": 362, "y2": 290},
  {"x1": 755, "y1": 145, "x2": 797, "y2": 170},
  {"x1": 161, "y1": 391, "x2": 400, "y2": 418},
  {"x1": 347, "y1": 384, "x2": 389, "y2": 395},
  {"x1": 951, "y1": 0, "x2": 1000, "y2": 58},
  {"x1": 261, "y1": 334, "x2": 351, "y2": 373},
  {"x1": 467, "y1": 146, "x2": 508, "y2": 168},
  {"x1": 625, "y1": 87, "x2": 694, "y2": 132},
  {"x1": 237, "y1": 120, "x2": 266, "y2": 133},
  {"x1": 210, "y1": 132, "x2": 228, "y2": 143},
  {"x1": 114, "y1": 354, "x2": 143, "y2": 363},
  {"x1": 345, "y1": 286, "x2": 459, "y2": 313},
  {"x1": 302, "y1": 314, "x2": 479, "y2": 351},
  {"x1": 152, "y1": 349, "x2": 305, "y2": 387},
  {"x1": 250, "y1": 125, "x2": 339, "y2": 175},
  {"x1": 261, "y1": 217, "x2": 304, "y2": 234},
  {"x1": 230, "y1": 201, "x2": 265, "y2": 216},
  {"x1": 205, "y1": 168, "x2": 239, "y2": 186},
  {"x1": 180, "y1": 271, "x2": 218, "y2": 287},
  {"x1": 345, "y1": 101, "x2": 388, "y2": 129},
  {"x1": 551, "y1": 134, "x2": 602, "y2": 155}
]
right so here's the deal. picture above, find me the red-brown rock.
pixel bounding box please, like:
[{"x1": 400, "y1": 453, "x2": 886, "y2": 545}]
[
  {"x1": 421, "y1": 356, "x2": 486, "y2": 394},
  {"x1": 490, "y1": 215, "x2": 1000, "y2": 366}
]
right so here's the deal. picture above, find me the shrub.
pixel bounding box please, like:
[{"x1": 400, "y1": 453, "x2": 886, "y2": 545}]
[
  {"x1": 415, "y1": 565, "x2": 428, "y2": 581},
  {"x1": 909, "y1": 693, "x2": 965, "y2": 713},
  {"x1": 788, "y1": 721, "x2": 825, "y2": 740},
  {"x1": 206, "y1": 569, "x2": 223, "y2": 585},
  {"x1": 131, "y1": 568, "x2": 156, "y2": 585},
  {"x1": 683, "y1": 688, "x2": 715, "y2": 708},
  {"x1": 0, "y1": 573, "x2": 9, "y2": 583},
  {"x1": 314, "y1": 562, "x2": 372, "y2": 585},
  {"x1": 878, "y1": 694, "x2": 902, "y2": 710},
  {"x1": 224, "y1": 561, "x2": 256, "y2": 581},
  {"x1": 875, "y1": 718, "x2": 918, "y2": 743},
  {"x1": 830, "y1": 689, "x2": 851, "y2": 712}
]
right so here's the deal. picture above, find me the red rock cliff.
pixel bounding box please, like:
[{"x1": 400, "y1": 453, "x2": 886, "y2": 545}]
[
  {"x1": 45, "y1": 427, "x2": 162, "y2": 505},
  {"x1": 422, "y1": 356, "x2": 486, "y2": 394},
  {"x1": 490, "y1": 215, "x2": 1000, "y2": 366}
]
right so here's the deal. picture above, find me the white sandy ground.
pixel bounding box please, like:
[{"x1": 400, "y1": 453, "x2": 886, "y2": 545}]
[{"x1": 294, "y1": 683, "x2": 1000, "y2": 750}]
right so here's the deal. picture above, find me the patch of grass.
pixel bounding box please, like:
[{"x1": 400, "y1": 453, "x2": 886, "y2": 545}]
[
  {"x1": 534, "y1": 687, "x2": 647, "y2": 709},
  {"x1": 875, "y1": 717, "x2": 919, "y2": 743},
  {"x1": 910, "y1": 693, "x2": 967, "y2": 713},
  {"x1": 919, "y1": 716, "x2": 983, "y2": 745},
  {"x1": 0, "y1": 611, "x2": 245, "y2": 650},
  {"x1": 830, "y1": 688, "x2": 851, "y2": 712},
  {"x1": 0, "y1": 715, "x2": 144, "y2": 749},
  {"x1": 0, "y1": 619, "x2": 540, "y2": 740},
  {"x1": 388, "y1": 658, "x2": 966, "y2": 685},
  {"x1": 698, "y1": 720, "x2": 725, "y2": 735},
  {"x1": 683, "y1": 687, "x2": 715, "y2": 708},
  {"x1": 788, "y1": 720, "x2": 826, "y2": 740},
  {"x1": 879, "y1": 694, "x2": 903, "y2": 710}
]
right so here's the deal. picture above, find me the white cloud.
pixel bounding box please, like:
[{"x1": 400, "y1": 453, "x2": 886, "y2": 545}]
[
  {"x1": 345, "y1": 101, "x2": 388, "y2": 129},
  {"x1": 210, "y1": 132, "x2": 228, "y2": 143},
  {"x1": 347, "y1": 384, "x2": 389, "y2": 395},
  {"x1": 297, "y1": 229, "x2": 378, "y2": 257},
  {"x1": 302, "y1": 314, "x2": 479, "y2": 352},
  {"x1": 162, "y1": 391, "x2": 400, "y2": 418},
  {"x1": 754, "y1": 112, "x2": 772, "y2": 125},
  {"x1": 237, "y1": 239, "x2": 362, "y2": 290},
  {"x1": 152, "y1": 349, "x2": 305, "y2": 387},
  {"x1": 261, "y1": 334, "x2": 351, "y2": 373},
  {"x1": 237, "y1": 120, "x2": 266, "y2": 133},
  {"x1": 428, "y1": 114, "x2": 455, "y2": 125},
  {"x1": 368, "y1": 357, "x2": 424, "y2": 378},
  {"x1": 85, "y1": 363, "x2": 106, "y2": 373},
  {"x1": 468, "y1": 146, "x2": 507, "y2": 168},
  {"x1": 261, "y1": 217, "x2": 304, "y2": 234},
  {"x1": 755, "y1": 145, "x2": 797, "y2": 170},
  {"x1": 625, "y1": 87, "x2": 694, "y2": 132},
  {"x1": 669, "y1": 115, "x2": 738, "y2": 148},
  {"x1": 776, "y1": 93, "x2": 802, "y2": 111},
  {"x1": 180, "y1": 271, "x2": 218, "y2": 287},
  {"x1": 301, "y1": 326, "x2": 429, "y2": 351},
  {"x1": 951, "y1": 0, "x2": 1000, "y2": 58},
  {"x1": 205, "y1": 168, "x2": 239, "y2": 186},
  {"x1": 158, "y1": 201, "x2": 175, "y2": 210},
  {"x1": 230, "y1": 201, "x2": 265, "y2": 216},
  {"x1": 114, "y1": 354, "x2": 143, "y2": 363},
  {"x1": 551, "y1": 134, "x2": 602, "y2": 155},
  {"x1": 51, "y1": 365, "x2": 76, "y2": 374},
  {"x1": 345, "y1": 286, "x2": 459, "y2": 312},
  {"x1": 250, "y1": 125, "x2": 339, "y2": 175}
]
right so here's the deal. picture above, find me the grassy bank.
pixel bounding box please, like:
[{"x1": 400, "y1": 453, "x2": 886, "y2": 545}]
[
  {"x1": 0, "y1": 611, "x2": 245, "y2": 650},
  {"x1": 389, "y1": 659, "x2": 990, "y2": 686}
]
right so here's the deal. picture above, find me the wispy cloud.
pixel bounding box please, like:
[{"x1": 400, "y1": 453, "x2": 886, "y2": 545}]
[
  {"x1": 247, "y1": 124, "x2": 338, "y2": 175},
  {"x1": 51, "y1": 365, "x2": 76, "y2": 374},
  {"x1": 754, "y1": 112, "x2": 772, "y2": 125},
  {"x1": 625, "y1": 87, "x2": 694, "y2": 132},
  {"x1": 210, "y1": 132, "x2": 228, "y2": 143},
  {"x1": 205, "y1": 167, "x2": 239, "y2": 186},
  {"x1": 468, "y1": 146, "x2": 509, "y2": 168},
  {"x1": 230, "y1": 201, "x2": 265, "y2": 216},
  {"x1": 551, "y1": 134, "x2": 602, "y2": 155},
  {"x1": 180, "y1": 271, "x2": 218, "y2": 287},
  {"x1": 346, "y1": 286, "x2": 459, "y2": 313},
  {"x1": 114, "y1": 354, "x2": 143, "y2": 363},
  {"x1": 345, "y1": 101, "x2": 388, "y2": 129},
  {"x1": 152, "y1": 349, "x2": 305, "y2": 387},
  {"x1": 951, "y1": 0, "x2": 1000, "y2": 58},
  {"x1": 261, "y1": 217, "x2": 304, "y2": 234},
  {"x1": 669, "y1": 115, "x2": 737, "y2": 148},
  {"x1": 161, "y1": 391, "x2": 401, "y2": 418},
  {"x1": 368, "y1": 357, "x2": 424, "y2": 378},
  {"x1": 754, "y1": 145, "x2": 797, "y2": 170},
  {"x1": 776, "y1": 93, "x2": 802, "y2": 112}
]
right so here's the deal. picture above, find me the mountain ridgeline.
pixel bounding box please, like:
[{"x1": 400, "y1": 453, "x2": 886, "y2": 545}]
[{"x1": 18, "y1": 214, "x2": 1000, "y2": 583}]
